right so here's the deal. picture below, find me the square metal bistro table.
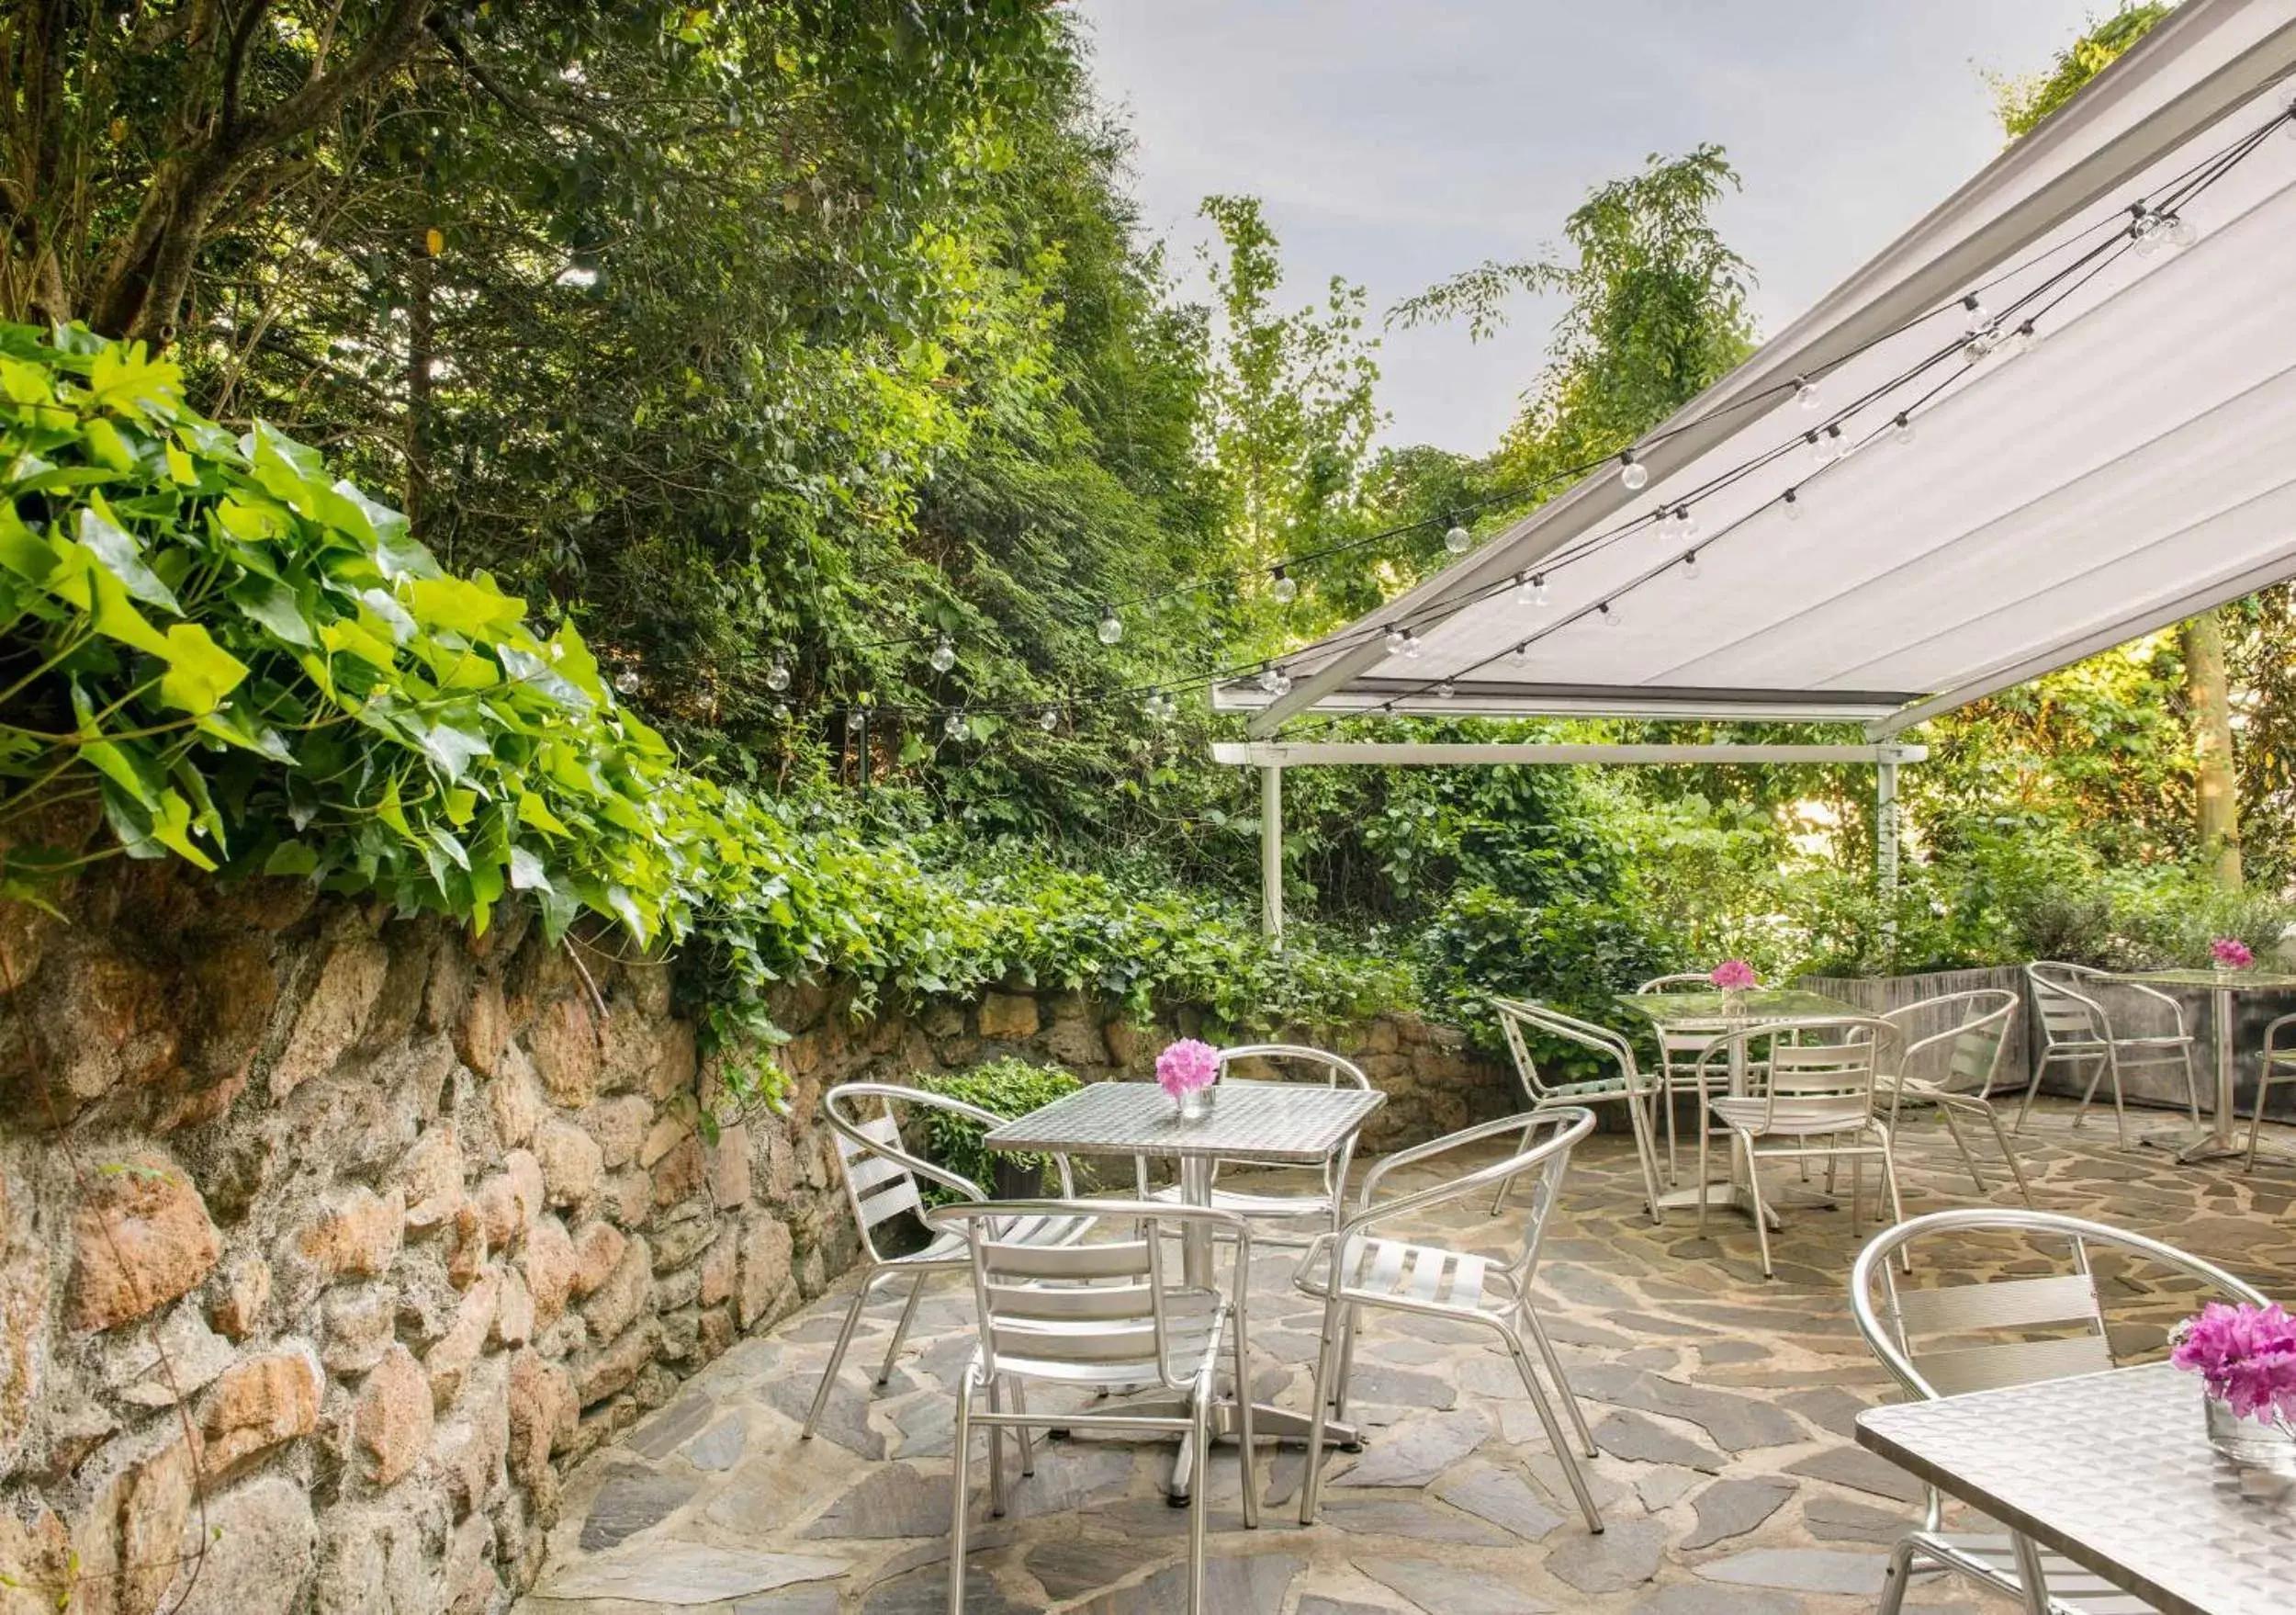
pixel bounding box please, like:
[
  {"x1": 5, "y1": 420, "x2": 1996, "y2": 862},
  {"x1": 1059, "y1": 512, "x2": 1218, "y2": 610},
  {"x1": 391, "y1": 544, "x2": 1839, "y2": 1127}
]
[
  {"x1": 984, "y1": 1079, "x2": 1386, "y2": 1498},
  {"x1": 1856, "y1": 1361, "x2": 2296, "y2": 1615},
  {"x1": 2111, "y1": 969, "x2": 2296, "y2": 1167},
  {"x1": 1614, "y1": 988, "x2": 1864, "y2": 1225}
]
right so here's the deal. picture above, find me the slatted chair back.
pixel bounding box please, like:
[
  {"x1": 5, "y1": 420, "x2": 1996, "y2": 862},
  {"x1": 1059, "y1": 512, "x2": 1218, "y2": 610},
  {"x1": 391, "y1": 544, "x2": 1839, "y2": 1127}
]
[
  {"x1": 1881, "y1": 989, "x2": 2017, "y2": 1111},
  {"x1": 933, "y1": 1201, "x2": 1248, "y2": 1392},
  {"x1": 1693, "y1": 1017, "x2": 1888, "y2": 1134},
  {"x1": 2026, "y1": 962, "x2": 2110, "y2": 1049},
  {"x1": 1852, "y1": 1209, "x2": 2269, "y2": 1404},
  {"x1": 1491, "y1": 998, "x2": 1640, "y2": 1104},
  {"x1": 824, "y1": 1082, "x2": 999, "y2": 1266}
]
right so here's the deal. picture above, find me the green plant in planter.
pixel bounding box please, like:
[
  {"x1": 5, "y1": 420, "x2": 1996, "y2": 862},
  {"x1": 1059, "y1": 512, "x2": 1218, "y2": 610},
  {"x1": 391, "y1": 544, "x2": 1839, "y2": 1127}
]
[{"x1": 917, "y1": 1057, "x2": 1082, "y2": 1201}]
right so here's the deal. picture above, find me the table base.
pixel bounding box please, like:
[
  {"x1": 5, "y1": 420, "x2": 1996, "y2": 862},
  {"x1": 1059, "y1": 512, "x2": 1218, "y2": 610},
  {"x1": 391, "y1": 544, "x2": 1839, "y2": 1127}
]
[
  {"x1": 1076, "y1": 1393, "x2": 1359, "y2": 1503},
  {"x1": 2141, "y1": 1123, "x2": 2296, "y2": 1169},
  {"x1": 1655, "y1": 1178, "x2": 1852, "y2": 1229}
]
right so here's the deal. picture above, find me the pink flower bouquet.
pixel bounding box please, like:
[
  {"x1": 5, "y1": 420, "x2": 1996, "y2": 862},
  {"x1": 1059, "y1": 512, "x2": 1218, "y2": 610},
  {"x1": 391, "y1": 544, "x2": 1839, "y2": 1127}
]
[
  {"x1": 1155, "y1": 1038, "x2": 1220, "y2": 1102},
  {"x1": 2212, "y1": 937, "x2": 2255, "y2": 971},
  {"x1": 1709, "y1": 959, "x2": 1758, "y2": 992},
  {"x1": 2172, "y1": 1301, "x2": 2296, "y2": 1425}
]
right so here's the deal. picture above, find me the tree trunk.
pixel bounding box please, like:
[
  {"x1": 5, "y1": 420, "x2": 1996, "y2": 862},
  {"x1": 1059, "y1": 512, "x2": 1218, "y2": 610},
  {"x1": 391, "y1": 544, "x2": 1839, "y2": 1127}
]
[
  {"x1": 2183, "y1": 608, "x2": 2243, "y2": 889},
  {"x1": 405, "y1": 238, "x2": 435, "y2": 536}
]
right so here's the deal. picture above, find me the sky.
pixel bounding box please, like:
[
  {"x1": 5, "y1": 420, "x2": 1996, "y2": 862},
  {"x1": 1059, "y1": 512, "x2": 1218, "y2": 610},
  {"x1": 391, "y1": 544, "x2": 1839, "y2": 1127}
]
[{"x1": 1075, "y1": 0, "x2": 2108, "y2": 456}]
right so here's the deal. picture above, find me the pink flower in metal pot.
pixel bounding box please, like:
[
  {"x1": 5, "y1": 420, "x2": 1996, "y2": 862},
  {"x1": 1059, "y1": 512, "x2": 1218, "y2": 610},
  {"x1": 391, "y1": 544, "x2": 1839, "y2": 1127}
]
[
  {"x1": 1155, "y1": 1038, "x2": 1220, "y2": 1099},
  {"x1": 2212, "y1": 937, "x2": 2256, "y2": 970},
  {"x1": 1709, "y1": 959, "x2": 1758, "y2": 992}
]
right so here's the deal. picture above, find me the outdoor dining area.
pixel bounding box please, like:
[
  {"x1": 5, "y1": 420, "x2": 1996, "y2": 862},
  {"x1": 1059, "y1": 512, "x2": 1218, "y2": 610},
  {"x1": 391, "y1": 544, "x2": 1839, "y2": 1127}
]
[{"x1": 522, "y1": 977, "x2": 2296, "y2": 1615}]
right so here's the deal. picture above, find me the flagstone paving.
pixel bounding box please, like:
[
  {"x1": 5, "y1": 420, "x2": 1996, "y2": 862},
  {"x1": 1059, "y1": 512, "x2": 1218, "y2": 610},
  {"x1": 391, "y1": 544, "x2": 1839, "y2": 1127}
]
[{"x1": 517, "y1": 1100, "x2": 2296, "y2": 1613}]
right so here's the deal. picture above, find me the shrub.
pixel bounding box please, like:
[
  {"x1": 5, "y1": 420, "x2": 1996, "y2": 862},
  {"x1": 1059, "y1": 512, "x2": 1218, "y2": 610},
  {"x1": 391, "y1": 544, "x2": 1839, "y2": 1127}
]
[{"x1": 915, "y1": 1057, "x2": 1083, "y2": 1197}]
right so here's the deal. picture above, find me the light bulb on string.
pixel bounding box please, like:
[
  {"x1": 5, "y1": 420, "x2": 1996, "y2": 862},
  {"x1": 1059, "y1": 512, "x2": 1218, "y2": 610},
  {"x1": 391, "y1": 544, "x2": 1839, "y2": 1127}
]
[
  {"x1": 1383, "y1": 626, "x2": 1409, "y2": 657},
  {"x1": 1672, "y1": 506, "x2": 1698, "y2": 540},
  {"x1": 1038, "y1": 705, "x2": 1061, "y2": 732},
  {"x1": 1597, "y1": 600, "x2": 1622, "y2": 628},
  {"x1": 1511, "y1": 641, "x2": 1532, "y2": 662},
  {"x1": 1400, "y1": 628, "x2": 1423, "y2": 660},
  {"x1": 1782, "y1": 487, "x2": 1804, "y2": 521},
  {"x1": 1618, "y1": 451, "x2": 1648, "y2": 491},
  {"x1": 613, "y1": 667, "x2": 641, "y2": 695},
  {"x1": 1795, "y1": 375, "x2": 1820, "y2": 411},
  {"x1": 1807, "y1": 429, "x2": 1834, "y2": 466},
  {"x1": 929, "y1": 635, "x2": 957, "y2": 673},
  {"x1": 1435, "y1": 680, "x2": 1457, "y2": 700},
  {"x1": 1270, "y1": 666, "x2": 1292, "y2": 697},
  {"x1": 1823, "y1": 424, "x2": 1843, "y2": 457},
  {"x1": 1892, "y1": 412, "x2": 1915, "y2": 446},
  {"x1": 2168, "y1": 215, "x2": 2198, "y2": 248},
  {"x1": 1097, "y1": 604, "x2": 1123, "y2": 645},
  {"x1": 846, "y1": 706, "x2": 867, "y2": 733},
  {"x1": 1531, "y1": 573, "x2": 1550, "y2": 607},
  {"x1": 1682, "y1": 548, "x2": 1701, "y2": 582},
  {"x1": 1962, "y1": 294, "x2": 1987, "y2": 336},
  {"x1": 1443, "y1": 518, "x2": 1472, "y2": 555},
  {"x1": 1269, "y1": 566, "x2": 1298, "y2": 604},
  {"x1": 2133, "y1": 213, "x2": 2165, "y2": 257},
  {"x1": 771, "y1": 700, "x2": 790, "y2": 722},
  {"x1": 943, "y1": 707, "x2": 966, "y2": 739},
  {"x1": 764, "y1": 657, "x2": 791, "y2": 694},
  {"x1": 1257, "y1": 662, "x2": 1285, "y2": 695},
  {"x1": 2007, "y1": 321, "x2": 2036, "y2": 358}
]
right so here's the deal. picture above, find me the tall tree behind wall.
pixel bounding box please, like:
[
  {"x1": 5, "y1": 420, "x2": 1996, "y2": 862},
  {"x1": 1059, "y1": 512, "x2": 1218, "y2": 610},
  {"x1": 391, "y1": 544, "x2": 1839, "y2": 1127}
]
[{"x1": 1993, "y1": 2, "x2": 2244, "y2": 888}]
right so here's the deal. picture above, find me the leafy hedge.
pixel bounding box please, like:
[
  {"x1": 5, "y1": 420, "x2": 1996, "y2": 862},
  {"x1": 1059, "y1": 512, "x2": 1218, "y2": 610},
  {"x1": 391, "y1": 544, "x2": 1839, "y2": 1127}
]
[{"x1": 0, "y1": 325, "x2": 1410, "y2": 1101}]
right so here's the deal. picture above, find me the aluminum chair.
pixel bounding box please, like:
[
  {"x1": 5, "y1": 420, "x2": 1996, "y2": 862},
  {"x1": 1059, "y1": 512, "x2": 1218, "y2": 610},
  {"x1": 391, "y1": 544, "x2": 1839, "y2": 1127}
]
[
  {"x1": 1638, "y1": 971, "x2": 1767, "y2": 1187},
  {"x1": 1136, "y1": 1044, "x2": 1370, "y2": 1243},
  {"x1": 925, "y1": 1200, "x2": 1256, "y2": 1615},
  {"x1": 802, "y1": 1082, "x2": 1089, "y2": 1441},
  {"x1": 1851, "y1": 1208, "x2": 2270, "y2": 1615},
  {"x1": 1694, "y1": 1017, "x2": 1904, "y2": 1280},
  {"x1": 2020, "y1": 962, "x2": 2201, "y2": 1147},
  {"x1": 1877, "y1": 989, "x2": 2033, "y2": 1207},
  {"x1": 1491, "y1": 999, "x2": 1662, "y2": 1222},
  {"x1": 1294, "y1": 1107, "x2": 1604, "y2": 1533},
  {"x1": 2247, "y1": 1012, "x2": 2296, "y2": 1172}
]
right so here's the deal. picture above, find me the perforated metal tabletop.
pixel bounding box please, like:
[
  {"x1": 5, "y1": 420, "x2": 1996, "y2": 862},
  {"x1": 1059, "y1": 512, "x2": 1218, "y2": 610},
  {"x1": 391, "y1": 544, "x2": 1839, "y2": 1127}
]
[
  {"x1": 982, "y1": 1079, "x2": 1384, "y2": 1163},
  {"x1": 1855, "y1": 1361, "x2": 2296, "y2": 1614}
]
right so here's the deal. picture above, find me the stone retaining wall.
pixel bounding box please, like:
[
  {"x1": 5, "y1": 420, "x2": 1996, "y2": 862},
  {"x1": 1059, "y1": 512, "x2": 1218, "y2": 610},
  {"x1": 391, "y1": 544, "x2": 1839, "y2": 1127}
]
[{"x1": 0, "y1": 869, "x2": 1503, "y2": 1614}]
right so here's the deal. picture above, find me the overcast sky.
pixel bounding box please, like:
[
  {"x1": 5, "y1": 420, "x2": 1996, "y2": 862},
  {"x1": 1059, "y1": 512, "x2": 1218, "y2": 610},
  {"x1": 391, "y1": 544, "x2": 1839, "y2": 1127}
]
[{"x1": 1075, "y1": 1, "x2": 2107, "y2": 455}]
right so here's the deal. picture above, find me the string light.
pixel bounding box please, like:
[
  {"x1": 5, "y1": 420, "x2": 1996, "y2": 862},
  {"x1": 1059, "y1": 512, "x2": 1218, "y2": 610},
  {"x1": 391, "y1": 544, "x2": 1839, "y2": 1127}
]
[
  {"x1": 846, "y1": 706, "x2": 867, "y2": 733},
  {"x1": 1515, "y1": 570, "x2": 1541, "y2": 606},
  {"x1": 1400, "y1": 627, "x2": 1423, "y2": 659},
  {"x1": 1598, "y1": 600, "x2": 1622, "y2": 627},
  {"x1": 1531, "y1": 573, "x2": 1550, "y2": 607},
  {"x1": 1963, "y1": 293, "x2": 1987, "y2": 335},
  {"x1": 1444, "y1": 517, "x2": 1472, "y2": 555},
  {"x1": 1682, "y1": 548, "x2": 1701, "y2": 582},
  {"x1": 1618, "y1": 451, "x2": 1648, "y2": 491},
  {"x1": 1672, "y1": 505, "x2": 1698, "y2": 540},
  {"x1": 929, "y1": 635, "x2": 957, "y2": 672},
  {"x1": 613, "y1": 667, "x2": 641, "y2": 695},
  {"x1": 1795, "y1": 376, "x2": 1820, "y2": 411},
  {"x1": 1893, "y1": 412, "x2": 1916, "y2": 446},
  {"x1": 1782, "y1": 487, "x2": 1804, "y2": 521},
  {"x1": 1097, "y1": 604, "x2": 1123, "y2": 645},
  {"x1": 943, "y1": 707, "x2": 966, "y2": 738},
  {"x1": 2168, "y1": 214, "x2": 2198, "y2": 248},
  {"x1": 1269, "y1": 565, "x2": 1298, "y2": 604},
  {"x1": 1807, "y1": 428, "x2": 1833, "y2": 466},
  {"x1": 1383, "y1": 626, "x2": 1409, "y2": 656},
  {"x1": 2007, "y1": 320, "x2": 2037, "y2": 357},
  {"x1": 1511, "y1": 640, "x2": 1531, "y2": 662},
  {"x1": 1435, "y1": 679, "x2": 1457, "y2": 699},
  {"x1": 1038, "y1": 705, "x2": 1061, "y2": 732},
  {"x1": 764, "y1": 657, "x2": 791, "y2": 693}
]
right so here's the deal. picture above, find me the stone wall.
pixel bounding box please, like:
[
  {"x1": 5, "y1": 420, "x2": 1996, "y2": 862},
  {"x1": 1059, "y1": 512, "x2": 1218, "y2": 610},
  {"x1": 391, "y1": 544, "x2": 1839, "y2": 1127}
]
[{"x1": 0, "y1": 869, "x2": 1505, "y2": 1614}]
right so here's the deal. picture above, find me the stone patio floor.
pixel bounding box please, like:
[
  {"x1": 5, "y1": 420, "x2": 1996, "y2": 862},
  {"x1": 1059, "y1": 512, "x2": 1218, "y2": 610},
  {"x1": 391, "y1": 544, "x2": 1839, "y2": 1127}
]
[{"x1": 516, "y1": 1098, "x2": 2296, "y2": 1614}]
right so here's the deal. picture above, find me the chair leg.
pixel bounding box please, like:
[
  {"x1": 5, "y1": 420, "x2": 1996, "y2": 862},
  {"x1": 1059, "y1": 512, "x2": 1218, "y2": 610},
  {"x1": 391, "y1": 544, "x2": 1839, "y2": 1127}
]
[
  {"x1": 986, "y1": 1376, "x2": 1008, "y2": 1519},
  {"x1": 1011, "y1": 1380, "x2": 1036, "y2": 1477},
  {"x1": 2180, "y1": 1042, "x2": 2203, "y2": 1129},
  {"x1": 1491, "y1": 1118, "x2": 1539, "y2": 1214},
  {"x1": 1930, "y1": 1100, "x2": 1989, "y2": 1194},
  {"x1": 2012, "y1": 1056, "x2": 2047, "y2": 1135},
  {"x1": 2106, "y1": 1047, "x2": 2131, "y2": 1149},
  {"x1": 877, "y1": 1271, "x2": 928, "y2": 1386},
  {"x1": 1969, "y1": 1099, "x2": 2036, "y2": 1207},
  {"x1": 1186, "y1": 1381, "x2": 1210, "y2": 1615},
  {"x1": 1333, "y1": 1304, "x2": 1360, "y2": 1423},
  {"x1": 1502, "y1": 1328, "x2": 1602, "y2": 1532},
  {"x1": 1695, "y1": 1110, "x2": 1714, "y2": 1239},
  {"x1": 2071, "y1": 1051, "x2": 2106, "y2": 1133},
  {"x1": 1742, "y1": 1135, "x2": 1774, "y2": 1281},
  {"x1": 802, "y1": 1271, "x2": 878, "y2": 1440},
  {"x1": 1876, "y1": 1532, "x2": 1921, "y2": 1615},
  {"x1": 948, "y1": 1368, "x2": 976, "y2": 1615},
  {"x1": 1520, "y1": 1303, "x2": 1596, "y2": 1459},
  {"x1": 1625, "y1": 1091, "x2": 1663, "y2": 1223},
  {"x1": 1233, "y1": 1314, "x2": 1258, "y2": 1530},
  {"x1": 1300, "y1": 1293, "x2": 1345, "y2": 1525},
  {"x1": 1874, "y1": 1128, "x2": 1910, "y2": 1271},
  {"x1": 2249, "y1": 1069, "x2": 2275, "y2": 1172},
  {"x1": 1663, "y1": 1077, "x2": 1680, "y2": 1188}
]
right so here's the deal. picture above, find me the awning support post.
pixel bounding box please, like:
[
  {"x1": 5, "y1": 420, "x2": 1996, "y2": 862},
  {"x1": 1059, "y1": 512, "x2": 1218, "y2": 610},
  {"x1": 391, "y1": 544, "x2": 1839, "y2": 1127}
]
[{"x1": 1260, "y1": 763, "x2": 1284, "y2": 951}]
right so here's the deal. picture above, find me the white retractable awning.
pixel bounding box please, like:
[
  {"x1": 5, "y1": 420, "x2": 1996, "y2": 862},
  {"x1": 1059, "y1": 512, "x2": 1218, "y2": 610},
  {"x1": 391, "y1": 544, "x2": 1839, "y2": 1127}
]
[{"x1": 1219, "y1": 0, "x2": 2296, "y2": 740}]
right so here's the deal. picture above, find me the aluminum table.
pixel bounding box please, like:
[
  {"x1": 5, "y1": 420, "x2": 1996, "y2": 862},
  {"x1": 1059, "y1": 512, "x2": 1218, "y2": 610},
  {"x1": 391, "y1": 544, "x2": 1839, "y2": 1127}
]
[
  {"x1": 985, "y1": 1079, "x2": 1386, "y2": 1500},
  {"x1": 1856, "y1": 1361, "x2": 2296, "y2": 1614},
  {"x1": 1615, "y1": 988, "x2": 1863, "y2": 1226},
  {"x1": 2112, "y1": 969, "x2": 2296, "y2": 1167}
]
